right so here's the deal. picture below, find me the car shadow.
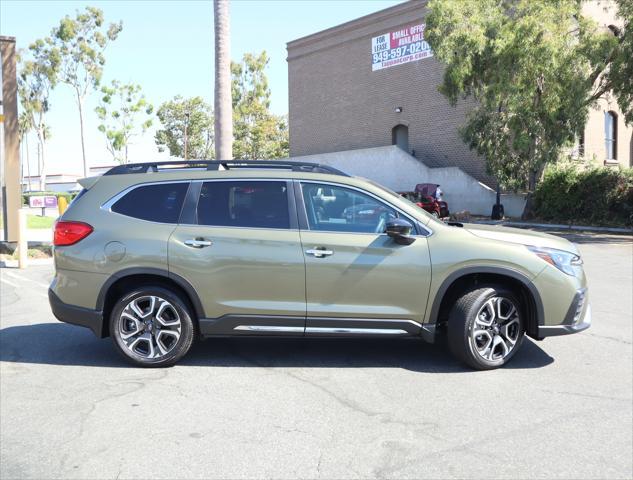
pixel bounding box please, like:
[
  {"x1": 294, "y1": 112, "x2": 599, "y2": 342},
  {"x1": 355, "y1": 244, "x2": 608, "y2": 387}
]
[{"x1": 0, "y1": 323, "x2": 554, "y2": 372}]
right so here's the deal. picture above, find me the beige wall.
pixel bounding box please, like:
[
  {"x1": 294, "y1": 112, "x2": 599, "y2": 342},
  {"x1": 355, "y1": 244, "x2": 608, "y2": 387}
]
[
  {"x1": 582, "y1": 0, "x2": 633, "y2": 168},
  {"x1": 291, "y1": 146, "x2": 527, "y2": 217}
]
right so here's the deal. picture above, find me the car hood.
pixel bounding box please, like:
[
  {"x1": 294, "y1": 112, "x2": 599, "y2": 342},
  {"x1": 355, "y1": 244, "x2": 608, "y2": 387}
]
[{"x1": 462, "y1": 223, "x2": 579, "y2": 254}]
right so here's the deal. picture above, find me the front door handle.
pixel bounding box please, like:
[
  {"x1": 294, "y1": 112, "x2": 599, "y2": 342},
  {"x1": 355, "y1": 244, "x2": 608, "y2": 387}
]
[
  {"x1": 305, "y1": 247, "x2": 334, "y2": 258},
  {"x1": 184, "y1": 238, "x2": 213, "y2": 248}
]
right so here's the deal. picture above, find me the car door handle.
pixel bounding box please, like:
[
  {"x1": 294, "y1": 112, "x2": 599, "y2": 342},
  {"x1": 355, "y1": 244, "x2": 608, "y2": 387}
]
[
  {"x1": 305, "y1": 248, "x2": 334, "y2": 258},
  {"x1": 184, "y1": 239, "x2": 213, "y2": 248}
]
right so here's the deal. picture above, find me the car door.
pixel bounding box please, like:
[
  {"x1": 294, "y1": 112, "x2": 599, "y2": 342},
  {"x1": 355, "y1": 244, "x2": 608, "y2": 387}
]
[
  {"x1": 169, "y1": 179, "x2": 306, "y2": 335},
  {"x1": 297, "y1": 180, "x2": 432, "y2": 336}
]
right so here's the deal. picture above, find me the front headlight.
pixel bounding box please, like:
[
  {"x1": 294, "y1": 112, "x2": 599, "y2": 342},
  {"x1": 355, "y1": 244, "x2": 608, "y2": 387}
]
[{"x1": 527, "y1": 246, "x2": 582, "y2": 276}]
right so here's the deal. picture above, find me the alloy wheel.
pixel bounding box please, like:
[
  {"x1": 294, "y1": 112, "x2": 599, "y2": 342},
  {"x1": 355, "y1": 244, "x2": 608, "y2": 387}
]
[
  {"x1": 471, "y1": 296, "x2": 521, "y2": 362},
  {"x1": 118, "y1": 295, "x2": 182, "y2": 359}
]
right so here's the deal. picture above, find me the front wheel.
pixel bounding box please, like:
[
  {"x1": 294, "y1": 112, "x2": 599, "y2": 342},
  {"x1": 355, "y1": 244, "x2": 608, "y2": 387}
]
[
  {"x1": 110, "y1": 286, "x2": 195, "y2": 367},
  {"x1": 447, "y1": 286, "x2": 524, "y2": 370}
]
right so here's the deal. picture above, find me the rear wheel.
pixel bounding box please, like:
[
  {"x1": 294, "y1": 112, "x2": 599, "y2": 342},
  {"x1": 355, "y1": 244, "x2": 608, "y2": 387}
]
[
  {"x1": 110, "y1": 286, "x2": 195, "y2": 367},
  {"x1": 447, "y1": 286, "x2": 524, "y2": 370}
]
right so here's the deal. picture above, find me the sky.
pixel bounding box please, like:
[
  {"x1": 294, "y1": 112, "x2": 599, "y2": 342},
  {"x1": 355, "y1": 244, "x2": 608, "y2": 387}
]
[{"x1": 1, "y1": 0, "x2": 404, "y2": 178}]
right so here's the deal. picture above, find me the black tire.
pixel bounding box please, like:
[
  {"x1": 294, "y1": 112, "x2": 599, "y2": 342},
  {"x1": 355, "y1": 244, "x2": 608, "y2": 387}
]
[
  {"x1": 447, "y1": 286, "x2": 525, "y2": 370},
  {"x1": 109, "y1": 286, "x2": 195, "y2": 367}
]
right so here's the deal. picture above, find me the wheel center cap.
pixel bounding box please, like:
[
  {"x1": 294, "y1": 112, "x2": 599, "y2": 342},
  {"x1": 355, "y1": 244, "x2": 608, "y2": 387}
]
[{"x1": 493, "y1": 326, "x2": 500, "y2": 334}]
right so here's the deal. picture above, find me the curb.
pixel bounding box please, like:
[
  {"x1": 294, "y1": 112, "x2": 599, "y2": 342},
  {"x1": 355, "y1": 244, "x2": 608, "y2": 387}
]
[
  {"x1": 1, "y1": 258, "x2": 54, "y2": 268},
  {"x1": 472, "y1": 220, "x2": 633, "y2": 234}
]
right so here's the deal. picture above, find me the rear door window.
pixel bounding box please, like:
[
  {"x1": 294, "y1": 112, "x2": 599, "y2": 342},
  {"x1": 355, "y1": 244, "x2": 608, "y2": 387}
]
[
  {"x1": 111, "y1": 182, "x2": 189, "y2": 223},
  {"x1": 197, "y1": 181, "x2": 290, "y2": 229}
]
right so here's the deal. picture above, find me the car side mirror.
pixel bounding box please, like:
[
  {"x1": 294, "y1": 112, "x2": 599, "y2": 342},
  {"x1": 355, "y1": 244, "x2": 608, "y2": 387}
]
[{"x1": 385, "y1": 218, "x2": 415, "y2": 245}]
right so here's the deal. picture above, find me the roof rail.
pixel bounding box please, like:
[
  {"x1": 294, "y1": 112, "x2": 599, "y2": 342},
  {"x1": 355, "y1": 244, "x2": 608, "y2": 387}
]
[{"x1": 103, "y1": 160, "x2": 349, "y2": 177}]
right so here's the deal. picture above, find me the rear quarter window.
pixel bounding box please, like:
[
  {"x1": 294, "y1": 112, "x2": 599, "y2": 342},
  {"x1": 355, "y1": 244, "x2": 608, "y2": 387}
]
[{"x1": 111, "y1": 182, "x2": 189, "y2": 223}]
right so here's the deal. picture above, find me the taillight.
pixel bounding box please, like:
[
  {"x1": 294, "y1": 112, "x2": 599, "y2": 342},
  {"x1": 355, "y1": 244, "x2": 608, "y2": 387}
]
[{"x1": 53, "y1": 221, "x2": 93, "y2": 246}]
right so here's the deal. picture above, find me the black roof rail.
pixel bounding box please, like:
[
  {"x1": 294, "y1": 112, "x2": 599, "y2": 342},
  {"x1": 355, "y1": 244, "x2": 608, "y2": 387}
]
[{"x1": 103, "y1": 160, "x2": 349, "y2": 177}]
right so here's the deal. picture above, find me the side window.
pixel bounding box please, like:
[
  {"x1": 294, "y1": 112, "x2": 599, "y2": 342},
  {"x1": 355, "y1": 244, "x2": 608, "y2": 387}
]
[
  {"x1": 197, "y1": 181, "x2": 290, "y2": 229},
  {"x1": 111, "y1": 182, "x2": 188, "y2": 223},
  {"x1": 301, "y1": 183, "x2": 397, "y2": 233}
]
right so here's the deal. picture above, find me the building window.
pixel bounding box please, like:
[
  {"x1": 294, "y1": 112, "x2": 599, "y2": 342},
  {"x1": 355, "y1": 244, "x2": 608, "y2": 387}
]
[
  {"x1": 392, "y1": 124, "x2": 409, "y2": 152},
  {"x1": 604, "y1": 111, "x2": 618, "y2": 161}
]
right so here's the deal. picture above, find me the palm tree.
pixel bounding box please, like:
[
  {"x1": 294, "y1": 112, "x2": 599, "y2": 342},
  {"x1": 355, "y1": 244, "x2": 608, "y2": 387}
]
[
  {"x1": 214, "y1": 0, "x2": 233, "y2": 160},
  {"x1": 18, "y1": 112, "x2": 34, "y2": 192}
]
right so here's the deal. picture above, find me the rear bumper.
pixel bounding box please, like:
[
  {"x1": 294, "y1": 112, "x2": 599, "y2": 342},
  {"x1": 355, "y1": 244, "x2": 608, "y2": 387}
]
[{"x1": 48, "y1": 289, "x2": 104, "y2": 337}]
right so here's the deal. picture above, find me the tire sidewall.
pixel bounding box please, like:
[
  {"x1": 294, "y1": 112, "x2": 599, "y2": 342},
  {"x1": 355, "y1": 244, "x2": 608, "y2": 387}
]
[
  {"x1": 110, "y1": 286, "x2": 195, "y2": 367},
  {"x1": 463, "y1": 287, "x2": 525, "y2": 369}
]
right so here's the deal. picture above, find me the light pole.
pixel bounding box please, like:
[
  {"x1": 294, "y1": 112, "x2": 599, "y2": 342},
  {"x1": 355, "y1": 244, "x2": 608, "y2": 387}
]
[{"x1": 184, "y1": 112, "x2": 190, "y2": 160}]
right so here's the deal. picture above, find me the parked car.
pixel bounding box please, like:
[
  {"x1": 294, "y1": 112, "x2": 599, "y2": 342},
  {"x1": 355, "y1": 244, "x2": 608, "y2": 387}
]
[
  {"x1": 415, "y1": 183, "x2": 449, "y2": 217},
  {"x1": 398, "y1": 191, "x2": 447, "y2": 218},
  {"x1": 49, "y1": 160, "x2": 590, "y2": 370}
]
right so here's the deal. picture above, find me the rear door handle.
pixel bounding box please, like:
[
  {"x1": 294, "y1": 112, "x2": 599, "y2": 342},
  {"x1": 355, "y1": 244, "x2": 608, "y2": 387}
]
[
  {"x1": 184, "y1": 239, "x2": 213, "y2": 248},
  {"x1": 305, "y1": 248, "x2": 334, "y2": 258}
]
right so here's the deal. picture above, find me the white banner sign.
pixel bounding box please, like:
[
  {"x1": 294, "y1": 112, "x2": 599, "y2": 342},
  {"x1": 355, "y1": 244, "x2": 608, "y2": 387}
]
[{"x1": 371, "y1": 23, "x2": 433, "y2": 71}]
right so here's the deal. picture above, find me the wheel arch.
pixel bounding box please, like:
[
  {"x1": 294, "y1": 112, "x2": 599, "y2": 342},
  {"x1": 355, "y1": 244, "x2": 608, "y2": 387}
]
[
  {"x1": 97, "y1": 268, "x2": 204, "y2": 338},
  {"x1": 428, "y1": 267, "x2": 544, "y2": 340}
]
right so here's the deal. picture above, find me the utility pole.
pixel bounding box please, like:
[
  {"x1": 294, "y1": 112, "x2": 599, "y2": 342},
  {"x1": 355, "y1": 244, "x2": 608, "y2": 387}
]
[{"x1": 1, "y1": 36, "x2": 20, "y2": 242}]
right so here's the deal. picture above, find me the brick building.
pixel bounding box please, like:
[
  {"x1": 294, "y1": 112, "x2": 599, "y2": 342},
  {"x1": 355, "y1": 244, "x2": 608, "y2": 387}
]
[
  {"x1": 286, "y1": 0, "x2": 632, "y2": 193},
  {"x1": 579, "y1": 1, "x2": 632, "y2": 168}
]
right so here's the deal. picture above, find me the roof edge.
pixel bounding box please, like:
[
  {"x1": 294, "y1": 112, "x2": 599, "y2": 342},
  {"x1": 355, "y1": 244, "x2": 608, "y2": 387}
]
[{"x1": 286, "y1": 1, "x2": 426, "y2": 49}]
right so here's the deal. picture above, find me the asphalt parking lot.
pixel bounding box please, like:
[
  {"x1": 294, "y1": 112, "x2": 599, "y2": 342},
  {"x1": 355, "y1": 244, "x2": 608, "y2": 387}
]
[{"x1": 1, "y1": 231, "x2": 632, "y2": 480}]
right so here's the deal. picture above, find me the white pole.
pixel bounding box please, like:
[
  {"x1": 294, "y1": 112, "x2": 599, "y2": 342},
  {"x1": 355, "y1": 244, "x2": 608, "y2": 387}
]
[{"x1": 17, "y1": 207, "x2": 28, "y2": 268}]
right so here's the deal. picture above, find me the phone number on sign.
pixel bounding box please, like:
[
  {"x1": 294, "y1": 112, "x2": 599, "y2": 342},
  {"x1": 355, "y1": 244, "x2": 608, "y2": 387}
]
[{"x1": 372, "y1": 41, "x2": 431, "y2": 64}]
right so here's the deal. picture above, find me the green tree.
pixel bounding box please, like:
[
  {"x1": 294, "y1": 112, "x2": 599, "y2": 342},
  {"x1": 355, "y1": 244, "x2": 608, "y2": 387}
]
[
  {"x1": 425, "y1": 0, "x2": 633, "y2": 218},
  {"x1": 47, "y1": 6, "x2": 122, "y2": 176},
  {"x1": 95, "y1": 80, "x2": 153, "y2": 164},
  {"x1": 155, "y1": 96, "x2": 214, "y2": 159},
  {"x1": 18, "y1": 41, "x2": 60, "y2": 191},
  {"x1": 231, "y1": 51, "x2": 289, "y2": 159}
]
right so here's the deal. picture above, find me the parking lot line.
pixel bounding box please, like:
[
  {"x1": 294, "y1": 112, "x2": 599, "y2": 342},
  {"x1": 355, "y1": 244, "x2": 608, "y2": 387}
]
[
  {"x1": 0, "y1": 276, "x2": 19, "y2": 288},
  {"x1": 3, "y1": 270, "x2": 50, "y2": 289}
]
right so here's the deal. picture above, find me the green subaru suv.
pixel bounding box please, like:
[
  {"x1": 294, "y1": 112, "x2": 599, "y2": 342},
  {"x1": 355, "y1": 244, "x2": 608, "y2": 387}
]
[{"x1": 49, "y1": 161, "x2": 590, "y2": 370}]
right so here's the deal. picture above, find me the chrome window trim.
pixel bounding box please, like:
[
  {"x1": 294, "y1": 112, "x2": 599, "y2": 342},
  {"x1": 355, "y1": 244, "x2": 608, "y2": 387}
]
[
  {"x1": 100, "y1": 180, "x2": 192, "y2": 225},
  {"x1": 101, "y1": 179, "x2": 192, "y2": 212},
  {"x1": 100, "y1": 177, "x2": 433, "y2": 237},
  {"x1": 297, "y1": 179, "x2": 433, "y2": 237},
  {"x1": 101, "y1": 178, "x2": 296, "y2": 229},
  {"x1": 193, "y1": 178, "x2": 296, "y2": 231}
]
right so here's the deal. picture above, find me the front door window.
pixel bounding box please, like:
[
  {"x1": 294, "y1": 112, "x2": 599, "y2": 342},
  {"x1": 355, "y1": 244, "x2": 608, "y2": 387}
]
[{"x1": 301, "y1": 183, "x2": 397, "y2": 234}]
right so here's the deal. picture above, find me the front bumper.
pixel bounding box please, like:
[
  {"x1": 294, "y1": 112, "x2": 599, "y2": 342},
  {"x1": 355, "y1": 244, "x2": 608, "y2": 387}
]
[
  {"x1": 48, "y1": 289, "x2": 104, "y2": 337},
  {"x1": 538, "y1": 304, "x2": 592, "y2": 337}
]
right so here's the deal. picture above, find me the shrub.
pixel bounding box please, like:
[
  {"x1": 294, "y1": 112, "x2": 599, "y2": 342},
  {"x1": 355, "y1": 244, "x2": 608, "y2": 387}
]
[{"x1": 533, "y1": 163, "x2": 633, "y2": 226}]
